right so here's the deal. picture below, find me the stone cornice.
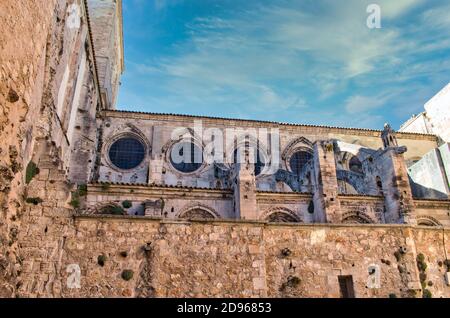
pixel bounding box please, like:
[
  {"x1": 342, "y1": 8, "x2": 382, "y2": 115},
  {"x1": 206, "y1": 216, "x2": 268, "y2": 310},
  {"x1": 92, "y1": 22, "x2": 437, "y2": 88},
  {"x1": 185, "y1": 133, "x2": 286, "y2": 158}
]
[
  {"x1": 101, "y1": 110, "x2": 438, "y2": 141},
  {"x1": 414, "y1": 198, "x2": 450, "y2": 208},
  {"x1": 73, "y1": 214, "x2": 450, "y2": 231},
  {"x1": 256, "y1": 191, "x2": 312, "y2": 203},
  {"x1": 88, "y1": 182, "x2": 233, "y2": 199},
  {"x1": 339, "y1": 194, "x2": 384, "y2": 202}
]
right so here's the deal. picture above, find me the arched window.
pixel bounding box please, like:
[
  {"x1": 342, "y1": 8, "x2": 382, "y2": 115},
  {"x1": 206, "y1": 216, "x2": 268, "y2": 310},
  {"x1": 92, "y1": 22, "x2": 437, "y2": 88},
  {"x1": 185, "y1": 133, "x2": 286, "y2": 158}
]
[
  {"x1": 342, "y1": 212, "x2": 372, "y2": 224},
  {"x1": 265, "y1": 211, "x2": 300, "y2": 223},
  {"x1": 417, "y1": 217, "x2": 441, "y2": 227},
  {"x1": 289, "y1": 151, "x2": 313, "y2": 175},
  {"x1": 170, "y1": 142, "x2": 203, "y2": 173},
  {"x1": 180, "y1": 208, "x2": 215, "y2": 219},
  {"x1": 109, "y1": 137, "x2": 145, "y2": 170},
  {"x1": 349, "y1": 156, "x2": 363, "y2": 174},
  {"x1": 233, "y1": 145, "x2": 265, "y2": 176}
]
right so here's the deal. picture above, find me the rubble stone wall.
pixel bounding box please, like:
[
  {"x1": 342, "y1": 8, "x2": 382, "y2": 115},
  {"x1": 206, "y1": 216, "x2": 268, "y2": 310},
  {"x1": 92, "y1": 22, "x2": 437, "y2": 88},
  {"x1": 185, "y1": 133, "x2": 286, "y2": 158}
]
[{"x1": 46, "y1": 216, "x2": 450, "y2": 298}]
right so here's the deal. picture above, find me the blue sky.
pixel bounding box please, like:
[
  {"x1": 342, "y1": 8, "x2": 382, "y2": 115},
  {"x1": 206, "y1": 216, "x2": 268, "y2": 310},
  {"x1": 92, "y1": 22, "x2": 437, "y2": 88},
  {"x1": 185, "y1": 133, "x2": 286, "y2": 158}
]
[{"x1": 117, "y1": 0, "x2": 450, "y2": 129}]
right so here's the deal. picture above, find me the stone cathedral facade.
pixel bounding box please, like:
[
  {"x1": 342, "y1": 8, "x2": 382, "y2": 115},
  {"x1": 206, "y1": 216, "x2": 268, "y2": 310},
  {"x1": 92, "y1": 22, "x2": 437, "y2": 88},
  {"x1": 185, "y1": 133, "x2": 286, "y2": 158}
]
[{"x1": 1, "y1": 0, "x2": 449, "y2": 298}]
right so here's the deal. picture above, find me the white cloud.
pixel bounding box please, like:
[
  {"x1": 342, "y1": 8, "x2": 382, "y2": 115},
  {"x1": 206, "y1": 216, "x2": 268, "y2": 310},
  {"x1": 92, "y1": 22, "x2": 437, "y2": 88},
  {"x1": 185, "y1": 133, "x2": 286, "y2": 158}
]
[
  {"x1": 119, "y1": 0, "x2": 450, "y2": 128},
  {"x1": 345, "y1": 95, "x2": 387, "y2": 113}
]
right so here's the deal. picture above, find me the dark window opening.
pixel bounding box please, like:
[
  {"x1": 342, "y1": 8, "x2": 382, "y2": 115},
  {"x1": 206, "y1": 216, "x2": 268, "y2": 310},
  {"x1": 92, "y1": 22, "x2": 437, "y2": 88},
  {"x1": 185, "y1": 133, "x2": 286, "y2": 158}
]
[
  {"x1": 289, "y1": 151, "x2": 312, "y2": 176},
  {"x1": 170, "y1": 142, "x2": 203, "y2": 173},
  {"x1": 376, "y1": 176, "x2": 383, "y2": 194},
  {"x1": 338, "y1": 275, "x2": 355, "y2": 298},
  {"x1": 349, "y1": 156, "x2": 363, "y2": 174},
  {"x1": 109, "y1": 137, "x2": 145, "y2": 170}
]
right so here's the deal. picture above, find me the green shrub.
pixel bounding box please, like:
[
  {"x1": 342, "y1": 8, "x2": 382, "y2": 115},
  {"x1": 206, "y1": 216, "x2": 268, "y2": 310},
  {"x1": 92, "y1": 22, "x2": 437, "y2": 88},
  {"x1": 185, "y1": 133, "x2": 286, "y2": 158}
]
[
  {"x1": 69, "y1": 196, "x2": 80, "y2": 208},
  {"x1": 419, "y1": 272, "x2": 427, "y2": 283},
  {"x1": 121, "y1": 270, "x2": 134, "y2": 281},
  {"x1": 122, "y1": 200, "x2": 132, "y2": 209},
  {"x1": 388, "y1": 293, "x2": 397, "y2": 298},
  {"x1": 78, "y1": 184, "x2": 88, "y2": 197},
  {"x1": 417, "y1": 254, "x2": 428, "y2": 272},
  {"x1": 25, "y1": 161, "x2": 39, "y2": 184},
  {"x1": 422, "y1": 289, "x2": 432, "y2": 298},
  {"x1": 417, "y1": 253, "x2": 425, "y2": 263}
]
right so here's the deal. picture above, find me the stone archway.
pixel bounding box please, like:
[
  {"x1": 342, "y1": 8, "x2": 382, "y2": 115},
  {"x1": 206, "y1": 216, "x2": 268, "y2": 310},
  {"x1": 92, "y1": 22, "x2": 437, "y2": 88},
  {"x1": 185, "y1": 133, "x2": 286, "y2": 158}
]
[
  {"x1": 177, "y1": 203, "x2": 220, "y2": 220},
  {"x1": 417, "y1": 216, "x2": 442, "y2": 227},
  {"x1": 261, "y1": 207, "x2": 302, "y2": 223},
  {"x1": 341, "y1": 211, "x2": 374, "y2": 224},
  {"x1": 179, "y1": 208, "x2": 216, "y2": 220}
]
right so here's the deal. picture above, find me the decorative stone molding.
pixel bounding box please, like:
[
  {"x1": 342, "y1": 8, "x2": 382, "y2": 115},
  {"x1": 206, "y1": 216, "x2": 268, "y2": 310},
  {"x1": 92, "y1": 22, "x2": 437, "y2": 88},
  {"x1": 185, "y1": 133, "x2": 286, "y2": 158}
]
[
  {"x1": 341, "y1": 211, "x2": 375, "y2": 224},
  {"x1": 281, "y1": 136, "x2": 313, "y2": 161},
  {"x1": 101, "y1": 123, "x2": 150, "y2": 173},
  {"x1": 260, "y1": 206, "x2": 302, "y2": 223},
  {"x1": 177, "y1": 203, "x2": 220, "y2": 219},
  {"x1": 416, "y1": 215, "x2": 442, "y2": 226},
  {"x1": 161, "y1": 128, "x2": 207, "y2": 177}
]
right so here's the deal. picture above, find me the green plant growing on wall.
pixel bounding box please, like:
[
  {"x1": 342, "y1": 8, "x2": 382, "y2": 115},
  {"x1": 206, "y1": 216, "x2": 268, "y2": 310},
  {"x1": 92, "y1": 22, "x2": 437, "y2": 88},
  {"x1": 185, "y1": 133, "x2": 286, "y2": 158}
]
[
  {"x1": 416, "y1": 253, "x2": 432, "y2": 298},
  {"x1": 388, "y1": 293, "x2": 397, "y2": 298},
  {"x1": 101, "y1": 183, "x2": 110, "y2": 191},
  {"x1": 69, "y1": 185, "x2": 89, "y2": 209},
  {"x1": 121, "y1": 270, "x2": 134, "y2": 281},
  {"x1": 25, "y1": 161, "x2": 39, "y2": 184},
  {"x1": 122, "y1": 200, "x2": 132, "y2": 209},
  {"x1": 422, "y1": 289, "x2": 432, "y2": 298},
  {"x1": 417, "y1": 253, "x2": 427, "y2": 272},
  {"x1": 78, "y1": 184, "x2": 88, "y2": 197}
]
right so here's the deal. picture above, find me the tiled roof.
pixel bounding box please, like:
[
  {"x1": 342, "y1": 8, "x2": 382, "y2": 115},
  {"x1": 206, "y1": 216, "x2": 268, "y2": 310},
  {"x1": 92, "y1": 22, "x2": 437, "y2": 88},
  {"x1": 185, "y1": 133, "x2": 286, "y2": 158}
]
[{"x1": 103, "y1": 109, "x2": 438, "y2": 138}]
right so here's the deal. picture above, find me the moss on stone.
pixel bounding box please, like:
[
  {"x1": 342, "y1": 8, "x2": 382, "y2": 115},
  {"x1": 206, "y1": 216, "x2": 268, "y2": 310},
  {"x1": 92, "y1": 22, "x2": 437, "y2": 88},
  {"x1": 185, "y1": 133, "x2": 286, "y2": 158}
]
[
  {"x1": 422, "y1": 289, "x2": 432, "y2": 298},
  {"x1": 25, "y1": 161, "x2": 39, "y2": 184},
  {"x1": 122, "y1": 200, "x2": 132, "y2": 209},
  {"x1": 121, "y1": 270, "x2": 134, "y2": 281}
]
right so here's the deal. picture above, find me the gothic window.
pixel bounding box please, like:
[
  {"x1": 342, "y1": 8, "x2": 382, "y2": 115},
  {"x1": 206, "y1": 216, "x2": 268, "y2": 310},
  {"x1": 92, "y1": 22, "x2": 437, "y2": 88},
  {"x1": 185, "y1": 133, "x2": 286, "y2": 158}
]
[
  {"x1": 233, "y1": 145, "x2": 265, "y2": 176},
  {"x1": 289, "y1": 151, "x2": 312, "y2": 175},
  {"x1": 109, "y1": 137, "x2": 145, "y2": 170},
  {"x1": 349, "y1": 156, "x2": 363, "y2": 174},
  {"x1": 170, "y1": 142, "x2": 203, "y2": 173}
]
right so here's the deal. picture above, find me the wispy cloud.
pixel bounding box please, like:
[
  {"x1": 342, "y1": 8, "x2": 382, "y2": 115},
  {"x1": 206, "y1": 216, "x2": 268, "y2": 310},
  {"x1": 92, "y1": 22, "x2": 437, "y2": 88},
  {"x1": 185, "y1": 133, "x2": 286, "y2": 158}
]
[{"x1": 118, "y1": 0, "x2": 450, "y2": 129}]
